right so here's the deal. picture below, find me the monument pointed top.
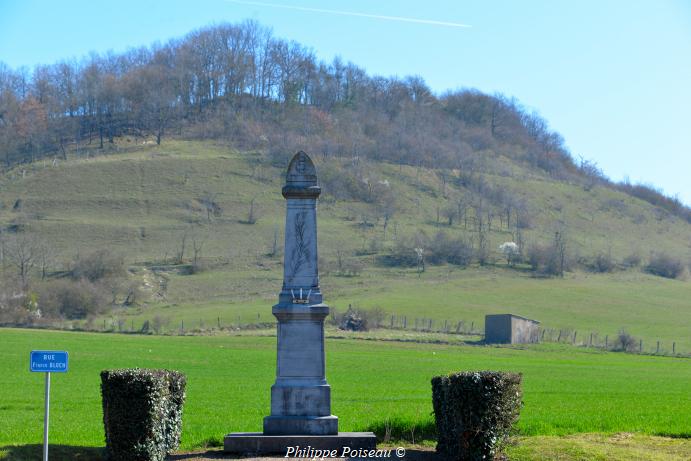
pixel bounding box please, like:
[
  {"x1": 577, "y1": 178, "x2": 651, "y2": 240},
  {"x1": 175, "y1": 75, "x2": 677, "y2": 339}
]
[
  {"x1": 286, "y1": 151, "x2": 317, "y2": 186},
  {"x1": 283, "y1": 151, "x2": 320, "y2": 198}
]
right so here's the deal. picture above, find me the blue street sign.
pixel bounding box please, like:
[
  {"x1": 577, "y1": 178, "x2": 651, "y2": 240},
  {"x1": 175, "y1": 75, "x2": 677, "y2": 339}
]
[{"x1": 30, "y1": 351, "x2": 69, "y2": 373}]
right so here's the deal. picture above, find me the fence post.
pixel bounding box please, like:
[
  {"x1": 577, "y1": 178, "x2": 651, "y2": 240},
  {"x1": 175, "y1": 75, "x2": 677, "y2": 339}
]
[
  {"x1": 403, "y1": 316, "x2": 407, "y2": 329},
  {"x1": 558, "y1": 330, "x2": 562, "y2": 342},
  {"x1": 471, "y1": 321, "x2": 474, "y2": 333},
  {"x1": 390, "y1": 315, "x2": 394, "y2": 329},
  {"x1": 181, "y1": 320, "x2": 184, "y2": 334},
  {"x1": 656, "y1": 341, "x2": 660, "y2": 354},
  {"x1": 639, "y1": 339, "x2": 642, "y2": 353},
  {"x1": 541, "y1": 329, "x2": 545, "y2": 341},
  {"x1": 573, "y1": 331, "x2": 577, "y2": 345},
  {"x1": 605, "y1": 335, "x2": 608, "y2": 349},
  {"x1": 673, "y1": 342, "x2": 676, "y2": 354},
  {"x1": 589, "y1": 333, "x2": 593, "y2": 347}
]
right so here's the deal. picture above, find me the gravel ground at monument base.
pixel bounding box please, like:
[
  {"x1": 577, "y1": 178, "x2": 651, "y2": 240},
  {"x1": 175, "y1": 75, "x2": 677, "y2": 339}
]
[
  {"x1": 167, "y1": 435, "x2": 691, "y2": 461},
  {"x1": 166, "y1": 448, "x2": 436, "y2": 461}
]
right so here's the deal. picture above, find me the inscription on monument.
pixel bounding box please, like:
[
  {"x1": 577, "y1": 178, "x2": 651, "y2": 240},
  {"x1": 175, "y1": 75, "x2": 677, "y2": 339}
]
[{"x1": 278, "y1": 324, "x2": 324, "y2": 377}]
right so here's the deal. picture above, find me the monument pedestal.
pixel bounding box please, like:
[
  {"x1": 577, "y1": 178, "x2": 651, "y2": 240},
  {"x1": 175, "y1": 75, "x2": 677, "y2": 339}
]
[
  {"x1": 263, "y1": 415, "x2": 339, "y2": 436},
  {"x1": 265, "y1": 304, "x2": 336, "y2": 435}
]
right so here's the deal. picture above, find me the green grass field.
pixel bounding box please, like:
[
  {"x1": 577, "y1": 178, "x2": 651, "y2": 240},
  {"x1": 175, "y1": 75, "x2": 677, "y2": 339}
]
[
  {"x1": 1, "y1": 328, "x2": 689, "y2": 458},
  {"x1": 508, "y1": 433, "x2": 691, "y2": 461}
]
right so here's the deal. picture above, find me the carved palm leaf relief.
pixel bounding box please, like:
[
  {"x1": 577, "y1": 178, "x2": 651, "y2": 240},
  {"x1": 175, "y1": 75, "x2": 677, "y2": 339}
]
[{"x1": 289, "y1": 211, "x2": 311, "y2": 282}]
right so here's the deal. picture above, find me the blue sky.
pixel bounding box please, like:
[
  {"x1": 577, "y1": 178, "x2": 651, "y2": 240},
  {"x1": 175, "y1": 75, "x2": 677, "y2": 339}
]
[{"x1": 1, "y1": 0, "x2": 690, "y2": 204}]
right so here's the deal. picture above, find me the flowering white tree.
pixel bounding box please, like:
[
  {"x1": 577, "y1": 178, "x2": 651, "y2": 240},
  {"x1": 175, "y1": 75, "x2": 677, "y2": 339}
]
[
  {"x1": 499, "y1": 242, "x2": 520, "y2": 266},
  {"x1": 414, "y1": 247, "x2": 425, "y2": 273}
]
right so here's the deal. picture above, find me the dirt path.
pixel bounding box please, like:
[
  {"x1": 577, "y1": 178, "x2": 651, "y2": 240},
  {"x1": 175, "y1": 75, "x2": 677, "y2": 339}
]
[{"x1": 167, "y1": 448, "x2": 437, "y2": 461}]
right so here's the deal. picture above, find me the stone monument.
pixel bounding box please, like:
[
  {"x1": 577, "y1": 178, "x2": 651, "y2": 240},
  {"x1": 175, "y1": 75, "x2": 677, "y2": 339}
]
[
  {"x1": 224, "y1": 152, "x2": 376, "y2": 454},
  {"x1": 264, "y1": 150, "x2": 336, "y2": 435}
]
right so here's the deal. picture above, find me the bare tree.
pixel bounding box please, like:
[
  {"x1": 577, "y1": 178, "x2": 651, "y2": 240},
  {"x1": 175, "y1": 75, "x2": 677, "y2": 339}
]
[
  {"x1": 199, "y1": 192, "x2": 222, "y2": 222},
  {"x1": 377, "y1": 193, "x2": 397, "y2": 240},
  {"x1": 192, "y1": 237, "x2": 204, "y2": 269},
  {"x1": 437, "y1": 170, "x2": 448, "y2": 198},
  {"x1": 578, "y1": 155, "x2": 604, "y2": 191},
  {"x1": 37, "y1": 239, "x2": 56, "y2": 280},
  {"x1": 268, "y1": 225, "x2": 280, "y2": 257},
  {"x1": 5, "y1": 234, "x2": 40, "y2": 287},
  {"x1": 553, "y1": 230, "x2": 567, "y2": 277},
  {"x1": 456, "y1": 197, "x2": 470, "y2": 229},
  {"x1": 246, "y1": 197, "x2": 258, "y2": 224},
  {"x1": 0, "y1": 232, "x2": 6, "y2": 269},
  {"x1": 175, "y1": 230, "x2": 188, "y2": 264},
  {"x1": 501, "y1": 197, "x2": 514, "y2": 229},
  {"x1": 441, "y1": 204, "x2": 457, "y2": 226},
  {"x1": 335, "y1": 249, "x2": 344, "y2": 273},
  {"x1": 474, "y1": 201, "x2": 489, "y2": 265}
]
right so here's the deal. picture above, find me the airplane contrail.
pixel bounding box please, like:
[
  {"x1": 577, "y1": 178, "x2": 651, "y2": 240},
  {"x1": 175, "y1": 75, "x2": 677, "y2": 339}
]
[{"x1": 225, "y1": 0, "x2": 471, "y2": 28}]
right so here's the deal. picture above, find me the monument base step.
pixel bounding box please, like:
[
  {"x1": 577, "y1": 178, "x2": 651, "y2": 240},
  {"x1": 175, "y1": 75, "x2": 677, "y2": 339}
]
[
  {"x1": 264, "y1": 414, "x2": 338, "y2": 435},
  {"x1": 223, "y1": 432, "x2": 377, "y2": 455}
]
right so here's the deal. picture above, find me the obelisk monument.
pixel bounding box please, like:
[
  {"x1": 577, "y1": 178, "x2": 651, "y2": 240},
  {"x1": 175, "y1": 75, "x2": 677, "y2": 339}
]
[
  {"x1": 263, "y1": 151, "x2": 338, "y2": 435},
  {"x1": 224, "y1": 152, "x2": 375, "y2": 453}
]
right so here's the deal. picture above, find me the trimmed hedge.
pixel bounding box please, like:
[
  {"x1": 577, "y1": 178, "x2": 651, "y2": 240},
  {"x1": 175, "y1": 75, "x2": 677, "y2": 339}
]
[
  {"x1": 101, "y1": 369, "x2": 186, "y2": 461},
  {"x1": 432, "y1": 371, "x2": 522, "y2": 461}
]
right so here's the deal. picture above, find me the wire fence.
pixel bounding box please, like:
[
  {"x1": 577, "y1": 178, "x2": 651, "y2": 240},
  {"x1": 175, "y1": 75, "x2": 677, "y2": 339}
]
[{"x1": 3, "y1": 313, "x2": 688, "y2": 358}]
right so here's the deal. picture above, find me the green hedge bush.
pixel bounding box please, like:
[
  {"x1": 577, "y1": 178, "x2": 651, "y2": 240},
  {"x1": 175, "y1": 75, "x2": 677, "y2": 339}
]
[
  {"x1": 432, "y1": 371, "x2": 522, "y2": 461},
  {"x1": 101, "y1": 369, "x2": 186, "y2": 461}
]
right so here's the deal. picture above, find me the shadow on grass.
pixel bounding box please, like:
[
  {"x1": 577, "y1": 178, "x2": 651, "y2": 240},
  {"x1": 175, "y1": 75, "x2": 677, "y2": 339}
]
[
  {"x1": 167, "y1": 450, "x2": 229, "y2": 460},
  {"x1": 1, "y1": 444, "x2": 103, "y2": 461},
  {"x1": 462, "y1": 339, "x2": 487, "y2": 346},
  {"x1": 655, "y1": 432, "x2": 691, "y2": 439}
]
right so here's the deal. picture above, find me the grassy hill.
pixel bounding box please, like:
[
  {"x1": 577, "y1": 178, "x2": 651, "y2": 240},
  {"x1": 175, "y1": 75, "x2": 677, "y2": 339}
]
[{"x1": 0, "y1": 139, "x2": 690, "y2": 349}]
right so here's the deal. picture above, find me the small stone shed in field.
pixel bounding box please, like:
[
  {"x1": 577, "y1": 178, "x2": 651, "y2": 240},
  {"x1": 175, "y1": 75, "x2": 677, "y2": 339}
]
[{"x1": 485, "y1": 314, "x2": 540, "y2": 344}]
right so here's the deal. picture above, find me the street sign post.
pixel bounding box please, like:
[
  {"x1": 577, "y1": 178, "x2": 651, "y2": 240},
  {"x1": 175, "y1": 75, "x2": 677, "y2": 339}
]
[{"x1": 30, "y1": 351, "x2": 68, "y2": 461}]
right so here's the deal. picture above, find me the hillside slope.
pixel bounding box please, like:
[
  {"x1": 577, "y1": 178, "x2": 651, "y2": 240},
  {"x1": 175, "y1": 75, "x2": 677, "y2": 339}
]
[
  {"x1": 2, "y1": 139, "x2": 689, "y2": 261},
  {"x1": 0, "y1": 139, "x2": 690, "y2": 348}
]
